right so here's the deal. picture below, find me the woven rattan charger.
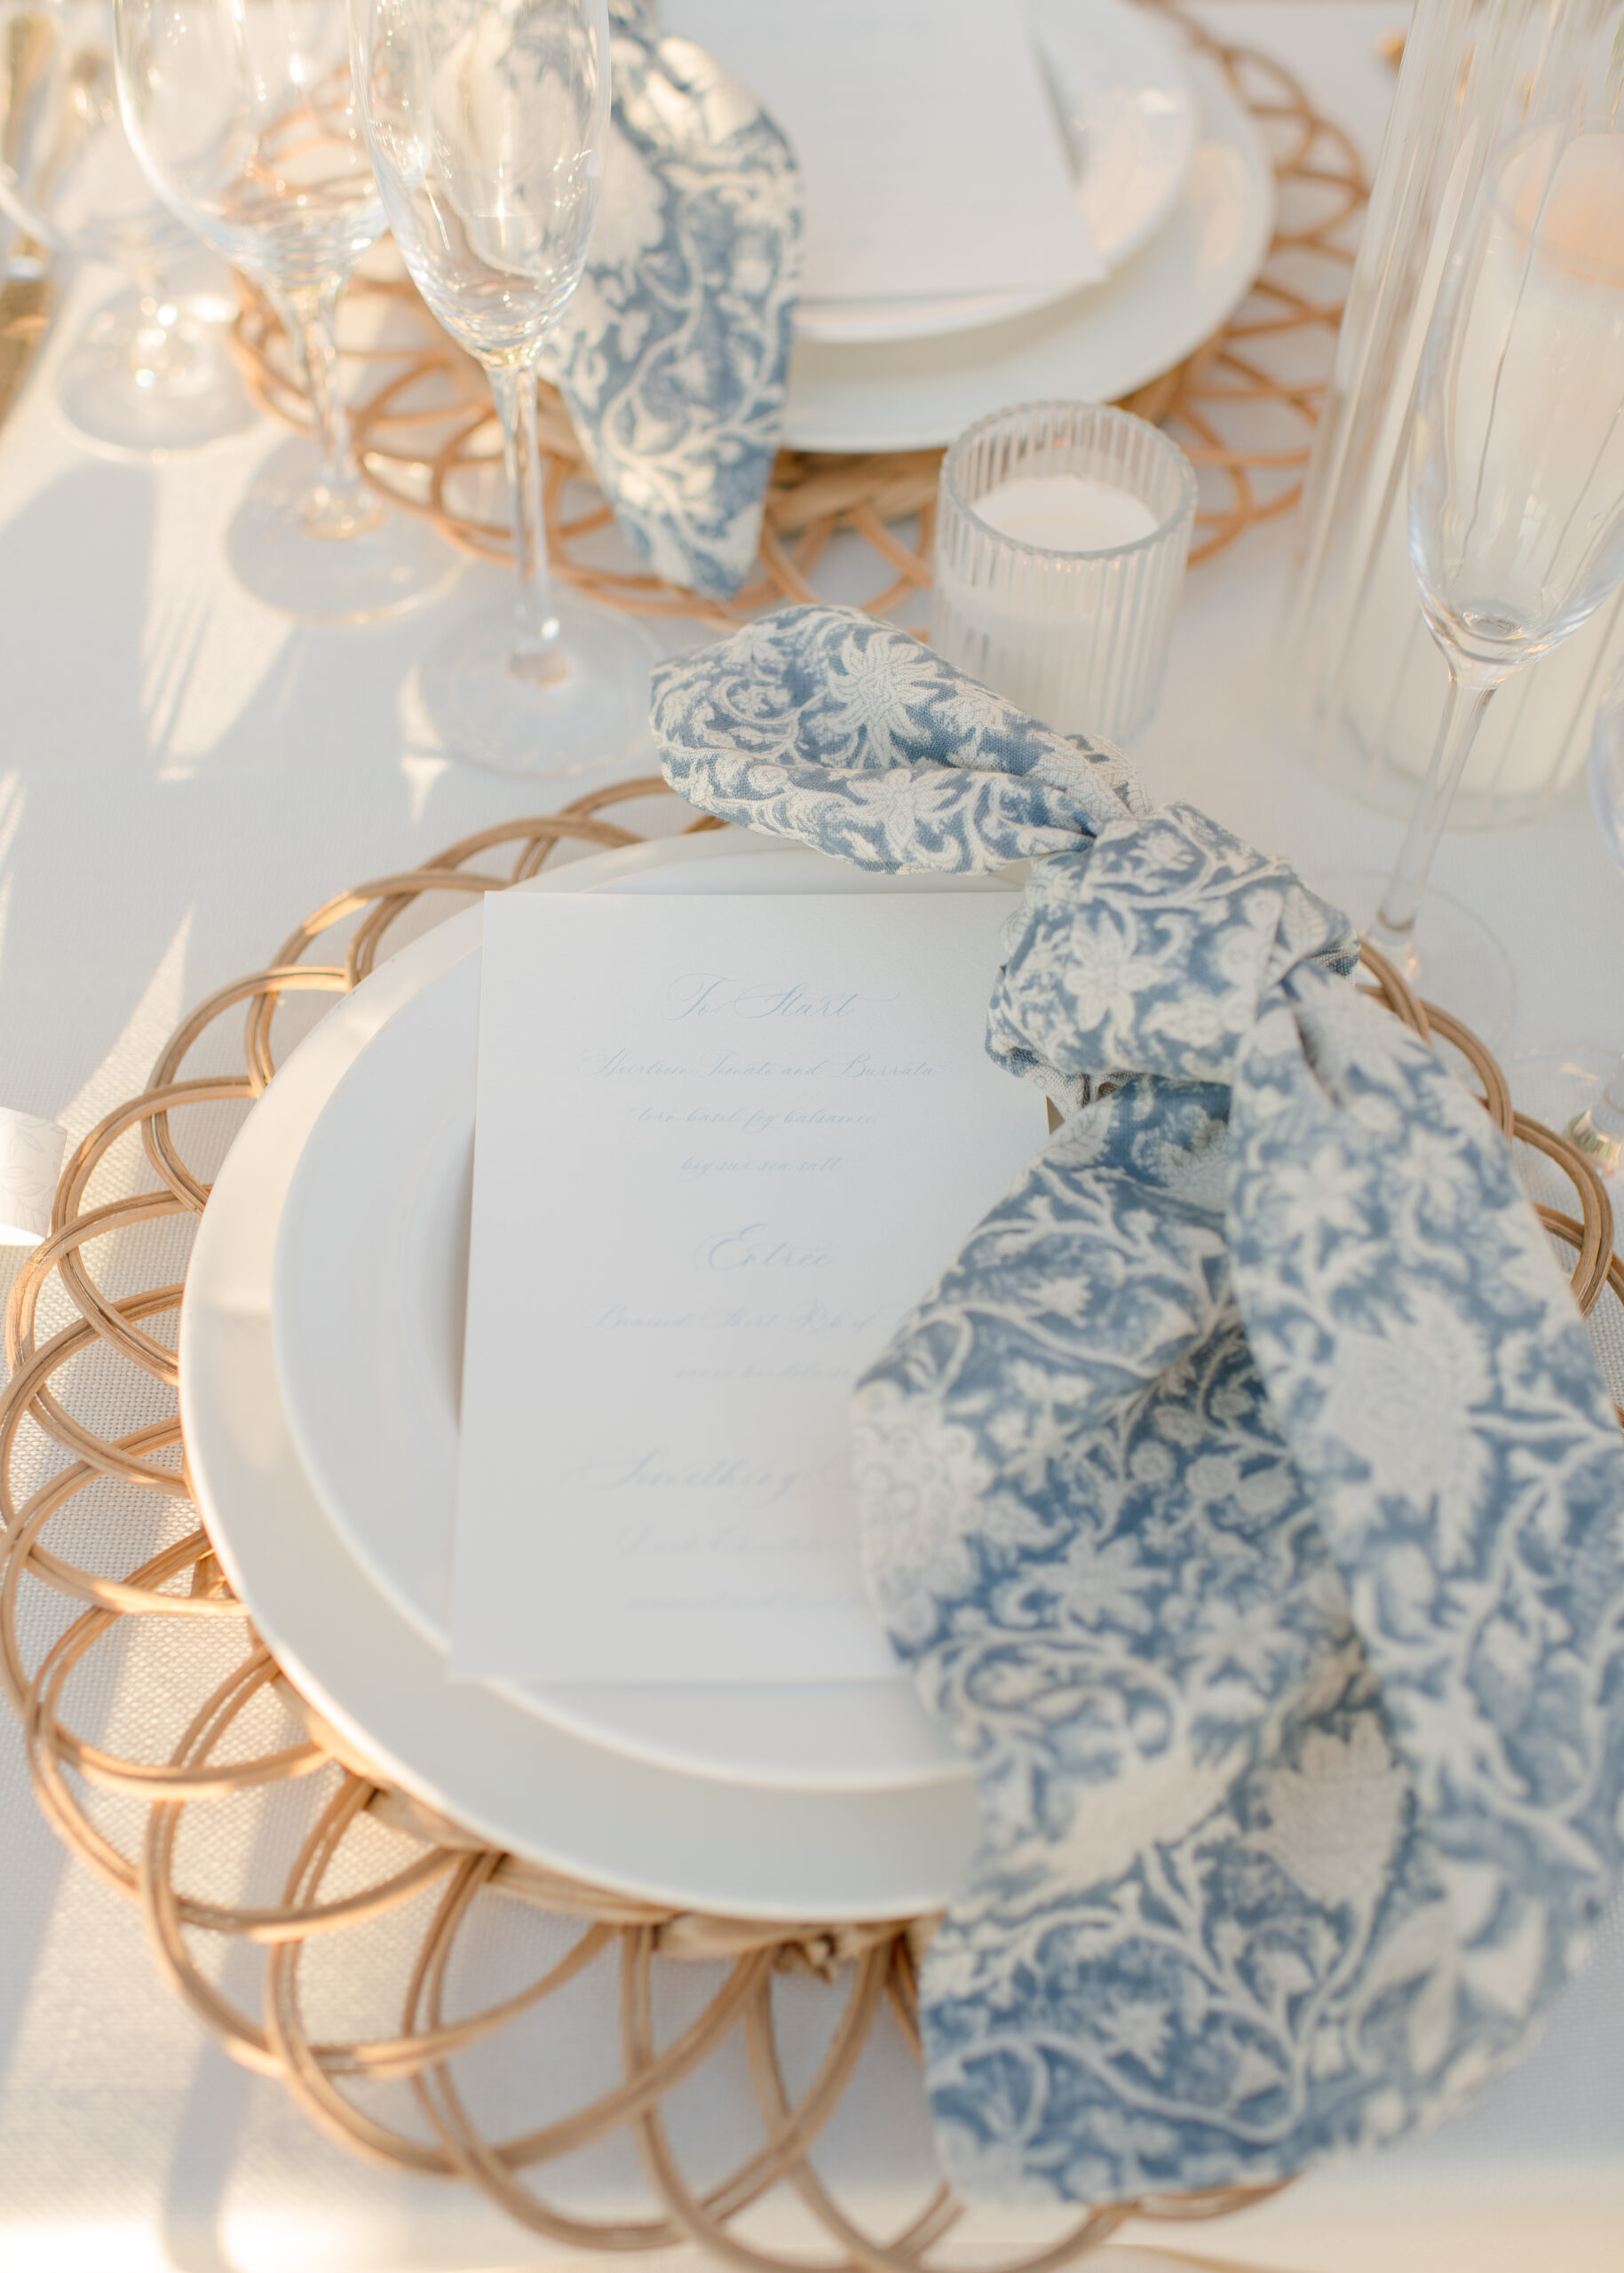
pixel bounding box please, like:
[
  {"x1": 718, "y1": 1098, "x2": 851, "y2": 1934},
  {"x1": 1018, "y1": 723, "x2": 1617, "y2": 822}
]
[
  {"x1": 3, "y1": 777, "x2": 1620, "y2": 2270},
  {"x1": 229, "y1": 6, "x2": 1367, "y2": 615},
  {"x1": 4, "y1": 20, "x2": 1593, "y2": 2268}
]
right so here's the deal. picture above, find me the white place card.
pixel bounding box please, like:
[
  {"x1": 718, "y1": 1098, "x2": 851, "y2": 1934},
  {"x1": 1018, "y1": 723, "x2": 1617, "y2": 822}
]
[
  {"x1": 662, "y1": 0, "x2": 1101, "y2": 305},
  {"x1": 451, "y1": 891, "x2": 1046, "y2": 1687}
]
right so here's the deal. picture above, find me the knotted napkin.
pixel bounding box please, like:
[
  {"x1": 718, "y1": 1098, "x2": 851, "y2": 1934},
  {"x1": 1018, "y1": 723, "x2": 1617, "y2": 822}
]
[
  {"x1": 651, "y1": 605, "x2": 1624, "y2": 2201},
  {"x1": 541, "y1": 0, "x2": 800, "y2": 600}
]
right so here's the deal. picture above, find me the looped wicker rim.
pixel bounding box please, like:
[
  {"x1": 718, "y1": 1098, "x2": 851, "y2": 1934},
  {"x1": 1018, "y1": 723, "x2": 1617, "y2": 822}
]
[
  {"x1": 2, "y1": 781, "x2": 1614, "y2": 2271},
  {"x1": 226, "y1": 4, "x2": 1369, "y2": 619}
]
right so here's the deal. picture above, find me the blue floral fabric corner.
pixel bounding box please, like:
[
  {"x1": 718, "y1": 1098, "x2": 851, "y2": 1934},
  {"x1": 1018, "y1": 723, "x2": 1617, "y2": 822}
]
[
  {"x1": 545, "y1": 4, "x2": 801, "y2": 600},
  {"x1": 650, "y1": 605, "x2": 1624, "y2": 2201}
]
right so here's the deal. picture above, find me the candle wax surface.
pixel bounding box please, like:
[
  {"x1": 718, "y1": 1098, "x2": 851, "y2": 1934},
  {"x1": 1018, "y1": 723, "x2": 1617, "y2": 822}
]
[{"x1": 973, "y1": 472, "x2": 1158, "y2": 553}]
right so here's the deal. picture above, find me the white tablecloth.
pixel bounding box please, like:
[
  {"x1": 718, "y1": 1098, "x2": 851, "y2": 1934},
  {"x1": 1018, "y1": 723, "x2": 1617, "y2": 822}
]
[{"x1": 1, "y1": 7, "x2": 1620, "y2": 2269}]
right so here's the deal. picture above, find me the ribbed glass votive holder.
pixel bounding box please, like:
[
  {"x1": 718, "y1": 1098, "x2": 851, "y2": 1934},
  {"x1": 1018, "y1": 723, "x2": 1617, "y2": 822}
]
[{"x1": 931, "y1": 401, "x2": 1197, "y2": 747}]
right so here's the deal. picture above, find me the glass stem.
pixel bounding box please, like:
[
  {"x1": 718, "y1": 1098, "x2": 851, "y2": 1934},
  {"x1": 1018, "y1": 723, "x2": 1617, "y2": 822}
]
[
  {"x1": 487, "y1": 352, "x2": 566, "y2": 686},
  {"x1": 279, "y1": 276, "x2": 381, "y2": 542},
  {"x1": 126, "y1": 253, "x2": 194, "y2": 394},
  {"x1": 1367, "y1": 647, "x2": 1508, "y2": 954}
]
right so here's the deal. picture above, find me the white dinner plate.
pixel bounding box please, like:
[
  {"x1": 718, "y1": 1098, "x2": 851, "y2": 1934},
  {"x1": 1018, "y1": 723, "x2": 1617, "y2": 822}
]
[
  {"x1": 781, "y1": 47, "x2": 1272, "y2": 451},
  {"x1": 793, "y1": 0, "x2": 1197, "y2": 345},
  {"x1": 179, "y1": 831, "x2": 984, "y2": 1918},
  {"x1": 272, "y1": 833, "x2": 1021, "y2": 1794}
]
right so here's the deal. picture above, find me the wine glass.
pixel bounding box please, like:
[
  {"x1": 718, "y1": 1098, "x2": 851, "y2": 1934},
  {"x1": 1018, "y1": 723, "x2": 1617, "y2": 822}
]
[
  {"x1": 349, "y1": 0, "x2": 656, "y2": 774},
  {"x1": 1361, "y1": 120, "x2": 1624, "y2": 1038},
  {"x1": 113, "y1": 0, "x2": 456, "y2": 621},
  {"x1": 0, "y1": 0, "x2": 250, "y2": 451}
]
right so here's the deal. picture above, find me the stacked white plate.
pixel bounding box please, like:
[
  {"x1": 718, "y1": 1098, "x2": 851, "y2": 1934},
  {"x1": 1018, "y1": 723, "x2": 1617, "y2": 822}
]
[
  {"x1": 179, "y1": 831, "x2": 1026, "y2": 1921},
  {"x1": 768, "y1": 0, "x2": 1276, "y2": 451}
]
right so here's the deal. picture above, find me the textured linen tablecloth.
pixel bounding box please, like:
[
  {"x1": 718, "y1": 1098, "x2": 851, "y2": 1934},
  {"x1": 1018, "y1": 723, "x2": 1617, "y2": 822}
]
[{"x1": 0, "y1": 7, "x2": 1620, "y2": 2269}]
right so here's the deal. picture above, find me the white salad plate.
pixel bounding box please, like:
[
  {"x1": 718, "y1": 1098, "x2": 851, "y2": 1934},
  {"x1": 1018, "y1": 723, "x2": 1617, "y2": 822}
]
[
  {"x1": 793, "y1": 0, "x2": 1198, "y2": 345},
  {"x1": 179, "y1": 831, "x2": 988, "y2": 1919},
  {"x1": 272, "y1": 832, "x2": 1022, "y2": 1794},
  {"x1": 781, "y1": 45, "x2": 1272, "y2": 451}
]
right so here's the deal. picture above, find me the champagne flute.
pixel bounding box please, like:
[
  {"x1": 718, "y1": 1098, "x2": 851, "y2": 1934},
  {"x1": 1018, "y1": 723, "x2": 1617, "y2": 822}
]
[
  {"x1": 0, "y1": 0, "x2": 250, "y2": 451},
  {"x1": 349, "y1": 0, "x2": 656, "y2": 774},
  {"x1": 1362, "y1": 120, "x2": 1624, "y2": 1038},
  {"x1": 113, "y1": 0, "x2": 455, "y2": 620}
]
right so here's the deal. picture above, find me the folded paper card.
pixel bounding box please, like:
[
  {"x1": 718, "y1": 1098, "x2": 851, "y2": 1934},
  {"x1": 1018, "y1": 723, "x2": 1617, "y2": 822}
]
[
  {"x1": 452, "y1": 891, "x2": 1045, "y2": 1687},
  {"x1": 663, "y1": 0, "x2": 1101, "y2": 304},
  {"x1": 651, "y1": 605, "x2": 1624, "y2": 2203}
]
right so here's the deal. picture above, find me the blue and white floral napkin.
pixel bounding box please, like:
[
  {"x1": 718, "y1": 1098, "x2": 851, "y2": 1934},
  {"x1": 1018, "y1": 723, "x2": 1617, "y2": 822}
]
[
  {"x1": 651, "y1": 605, "x2": 1624, "y2": 2203},
  {"x1": 543, "y1": 0, "x2": 800, "y2": 601}
]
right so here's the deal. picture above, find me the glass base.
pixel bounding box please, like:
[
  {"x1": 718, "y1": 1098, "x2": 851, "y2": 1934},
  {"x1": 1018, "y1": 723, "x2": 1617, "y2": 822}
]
[
  {"x1": 227, "y1": 438, "x2": 459, "y2": 624},
  {"x1": 1504, "y1": 1051, "x2": 1624, "y2": 1185},
  {"x1": 57, "y1": 291, "x2": 255, "y2": 454},
  {"x1": 417, "y1": 591, "x2": 661, "y2": 776},
  {"x1": 1306, "y1": 867, "x2": 1517, "y2": 1047}
]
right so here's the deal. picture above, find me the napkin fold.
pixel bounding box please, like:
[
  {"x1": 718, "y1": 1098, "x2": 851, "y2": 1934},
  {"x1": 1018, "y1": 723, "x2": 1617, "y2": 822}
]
[
  {"x1": 651, "y1": 606, "x2": 1624, "y2": 2201},
  {"x1": 0, "y1": 1105, "x2": 66, "y2": 1244},
  {"x1": 542, "y1": 0, "x2": 800, "y2": 600}
]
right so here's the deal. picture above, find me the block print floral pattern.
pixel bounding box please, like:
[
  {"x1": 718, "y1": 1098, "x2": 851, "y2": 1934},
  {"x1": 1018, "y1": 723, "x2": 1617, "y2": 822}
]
[
  {"x1": 543, "y1": 4, "x2": 800, "y2": 599},
  {"x1": 650, "y1": 606, "x2": 1624, "y2": 2199}
]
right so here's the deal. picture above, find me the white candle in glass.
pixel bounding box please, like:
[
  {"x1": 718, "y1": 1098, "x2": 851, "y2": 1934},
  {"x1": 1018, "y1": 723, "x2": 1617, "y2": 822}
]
[
  {"x1": 931, "y1": 403, "x2": 1196, "y2": 747},
  {"x1": 972, "y1": 474, "x2": 1158, "y2": 553}
]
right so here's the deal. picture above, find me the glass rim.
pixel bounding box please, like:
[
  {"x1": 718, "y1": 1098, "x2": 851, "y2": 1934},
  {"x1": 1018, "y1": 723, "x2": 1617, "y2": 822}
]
[{"x1": 941, "y1": 399, "x2": 1200, "y2": 565}]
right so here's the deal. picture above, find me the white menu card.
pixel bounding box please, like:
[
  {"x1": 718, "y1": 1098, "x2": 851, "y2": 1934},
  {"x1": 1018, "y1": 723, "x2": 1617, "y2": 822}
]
[
  {"x1": 451, "y1": 891, "x2": 1046, "y2": 1686},
  {"x1": 662, "y1": 0, "x2": 1101, "y2": 304}
]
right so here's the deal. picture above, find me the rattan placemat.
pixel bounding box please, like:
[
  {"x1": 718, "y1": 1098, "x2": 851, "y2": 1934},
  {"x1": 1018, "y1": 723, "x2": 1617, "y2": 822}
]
[
  {"x1": 3, "y1": 782, "x2": 1618, "y2": 2267},
  {"x1": 227, "y1": 4, "x2": 1367, "y2": 622}
]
